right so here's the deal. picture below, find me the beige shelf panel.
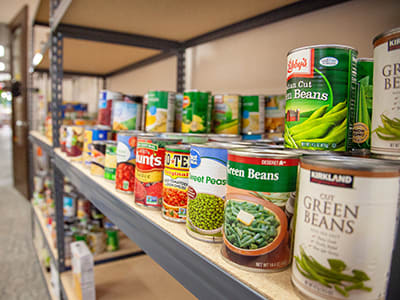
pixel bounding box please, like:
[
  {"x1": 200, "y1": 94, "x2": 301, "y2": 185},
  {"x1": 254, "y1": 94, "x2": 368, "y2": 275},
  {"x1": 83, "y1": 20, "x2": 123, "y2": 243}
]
[
  {"x1": 61, "y1": 255, "x2": 196, "y2": 300},
  {"x1": 35, "y1": 0, "x2": 299, "y2": 41},
  {"x1": 55, "y1": 148, "x2": 301, "y2": 300},
  {"x1": 37, "y1": 38, "x2": 160, "y2": 75},
  {"x1": 30, "y1": 130, "x2": 53, "y2": 147}
]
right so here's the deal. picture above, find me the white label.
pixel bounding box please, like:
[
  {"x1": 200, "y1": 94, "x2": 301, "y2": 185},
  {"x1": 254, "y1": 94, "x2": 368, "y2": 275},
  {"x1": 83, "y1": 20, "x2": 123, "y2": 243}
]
[
  {"x1": 116, "y1": 142, "x2": 130, "y2": 163},
  {"x1": 292, "y1": 167, "x2": 399, "y2": 300},
  {"x1": 371, "y1": 39, "x2": 400, "y2": 154},
  {"x1": 320, "y1": 57, "x2": 339, "y2": 67},
  {"x1": 287, "y1": 48, "x2": 314, "y2": 80}
]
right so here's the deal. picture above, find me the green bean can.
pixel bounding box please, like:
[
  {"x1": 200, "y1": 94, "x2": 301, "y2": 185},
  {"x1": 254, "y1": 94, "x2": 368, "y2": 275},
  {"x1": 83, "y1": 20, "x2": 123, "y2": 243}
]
[
  {"x1": 352, "y1": 58, "x2": 374, "y2": 153},
  {"x1": 285, "y1": 45, "x2": 358, "y2": 152},
  {"x1": 145, "y1": 90, "x2": 176, "y2": 132},
  {"x1": 292, "y1": 156, "x2": 400, "y2": 300},
  {"x1": 241, "y1": 95, "x2": 265, "y2": 134},
  {"x1": 222, "y1": 148, "x2": 300, "y2": 272},
  {"x1": 182, "y1": 90, "x2": 212, "y2": 133},
  {"x1": 104, "y1": 141, "x2": 117, "y2": 181}
]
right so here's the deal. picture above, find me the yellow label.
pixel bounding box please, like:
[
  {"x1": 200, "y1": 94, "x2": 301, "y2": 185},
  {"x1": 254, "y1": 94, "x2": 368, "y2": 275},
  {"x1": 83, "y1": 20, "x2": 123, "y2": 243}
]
[
  {"x1": 164, "y1": 168, "x2": 189, "y2": 180},
  {"x1": 135, "y1": 168, "x2": 162, "y2": 183},
  {"x1": 104, "y1": 153, "x2": 116, "y2": 169}
]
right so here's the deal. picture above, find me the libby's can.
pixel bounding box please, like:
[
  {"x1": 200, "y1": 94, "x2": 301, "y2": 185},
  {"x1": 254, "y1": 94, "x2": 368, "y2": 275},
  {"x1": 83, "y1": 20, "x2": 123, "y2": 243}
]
[
  {"x1": 241, "y1": 95, "x2": 265, "y2": 134},
  {"x1": 182, "y1": 90, "x2": 212, "y2": 133},
  {"x1": 213, "y1": 94, "x2": 241, "y2": 134},
  {"x1": 145, "y1": 91, "x2": 175, "y2": 132}
]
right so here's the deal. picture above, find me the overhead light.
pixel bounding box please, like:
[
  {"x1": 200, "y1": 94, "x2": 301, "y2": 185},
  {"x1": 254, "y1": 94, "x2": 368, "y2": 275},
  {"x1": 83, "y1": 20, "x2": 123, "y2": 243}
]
[
  {"x1": 0, "y1": 46, "x2": 4, "y2": 57},
  {"x1": 33, "y1": 53, "x2": 43, "y2": 66},
  {"x1": 0, "y1": 62, "x2": 5, "y2": 71}
]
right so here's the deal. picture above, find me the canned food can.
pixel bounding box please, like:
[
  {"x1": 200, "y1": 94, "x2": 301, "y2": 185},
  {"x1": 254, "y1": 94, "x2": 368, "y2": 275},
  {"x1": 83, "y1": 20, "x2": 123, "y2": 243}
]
[
  {"x1": 115, "y1": 131, "x2": 141, "y2": 193},
  {"x1": 135, "y1": 136, "x2": 181, "y2": 209},
  {"x1": 112, "y1": 100, "x2": 142, "y2": 131},
  {"x1": 241, "y1": 95, "x2": 265, "y2": 134},
  {"x1": 285, "y1": 45, "x2": 358, "y2": 152},
  {"x1": 87, "y1": 231, "x2": 105, "y2": 255},
  {"x1": 292, "y1": 156, "x2": 400, "y2": 300},
  {"x1": 60, "y1": 125, "x2": 67, "y2": 152},
  {"x1": 221, "y1": 148, "x2": 300, "y2": 272},
  {"x1": 207, "y1": 134, "x2": 242, "y2": 142},
  {"x1": 182, "y1": 90, "x2": 212, "y2": 133},
  {"x1": 162, "y1": 144, "x2": 190, "y2": 222},
  {"x1": 213, "y1": 94, "x2": 241, "y2": 134},
  {"x1": 371, "y1": 28, "x2": 400, "y2": 156},
  {"x1": 104, "y1": 141, "x2": 117, "y2": 181},
  {"x1": 83, "y1": 126, "x2": 109, "y2": 168},
  {"x1": 161, "y1": 132, "x2": 208, "y2": 144},
  {"x1": 66, "y1": 126, "x2": 84, "y2": 159},
  {"x1": 90, "y1": 141, "x2": 106, "y2": 177},
  {"x1": 265, "y1": 94, "x2": 286, "y2": 134},
  {"x1": 141, "y1": 93, "x2": 148, "y2": 132},
  {"x1": 175, "y1": 93, "x2": 183, "y2": 132},
  {"x1": 97, "y1": 90, "x2": 122, "y2": 126},
  {"x1": 145, "y1": 91, "x2": 175, "y2": 132},
  {"x1": 106, "y1": 229, "x2": 119, "y2": 252}
]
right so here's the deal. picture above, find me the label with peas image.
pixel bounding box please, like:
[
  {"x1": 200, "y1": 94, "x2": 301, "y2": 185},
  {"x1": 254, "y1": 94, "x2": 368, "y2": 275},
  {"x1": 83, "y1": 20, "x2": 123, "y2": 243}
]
[{"x1": 186, "y1": 144, "x2": 228, "y2": 242}]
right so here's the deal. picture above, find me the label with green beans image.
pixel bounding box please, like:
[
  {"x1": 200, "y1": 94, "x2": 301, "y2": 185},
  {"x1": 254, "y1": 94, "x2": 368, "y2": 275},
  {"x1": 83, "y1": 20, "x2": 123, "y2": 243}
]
[{"x1": 285, "y1": 46, "x2": 358, "y2": 151}]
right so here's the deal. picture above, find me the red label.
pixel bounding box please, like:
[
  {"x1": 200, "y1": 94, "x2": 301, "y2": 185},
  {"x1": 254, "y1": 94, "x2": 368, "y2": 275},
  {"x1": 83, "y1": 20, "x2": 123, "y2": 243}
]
[
  {"x1": 136, "y1": 140, "x2": 165, "y2": 171},
  {"x1": 183, "y1": 96, "x2": 190, "y2": 109}
]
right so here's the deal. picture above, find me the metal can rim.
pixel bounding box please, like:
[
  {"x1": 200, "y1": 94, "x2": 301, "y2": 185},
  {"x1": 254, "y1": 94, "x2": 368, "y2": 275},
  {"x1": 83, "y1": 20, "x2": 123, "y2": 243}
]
[
  {"x1": 373, "y1": 27, "x2": 400, "y2": 46},
  {"x1": 357, "y1": 57, "x2": 374, "y2": 62},
  {"x1": 117, "y1": 130, "x2": 143, "y2": 136},
  {"x1": 105, "y1": 140, "x2": 118, "y2": 145},
  {"x1": 165, "y1": 143, "x2": 191, "y2": 151},
  {"x1": 228, "y1": 147, "x2": 301, "y2": 158},
  {"x1": 287, "y1": 44, "x2": 358, "y2": 56}
]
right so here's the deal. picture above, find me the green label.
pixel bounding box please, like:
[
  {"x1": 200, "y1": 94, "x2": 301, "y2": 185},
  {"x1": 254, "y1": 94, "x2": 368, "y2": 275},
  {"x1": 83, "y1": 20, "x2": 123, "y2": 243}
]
[
  {"x1": 147, "y1": 91, "x2": 169, "y2": 109},
  {"x1": 242, "y1": 96, "x2": 261, "y2": 113},
  {"x1": 285, "y1": 47, "x2": 357, "y2": 151},
  {"x1": 227, "y1": 160, "x2": 297, "y2": 192},
  {"x1": 182, "y1": 91, "x2": 212, "y2": 133},
  {"x1": 104, "y1": 167, "x2": 116, "y2": 180}
]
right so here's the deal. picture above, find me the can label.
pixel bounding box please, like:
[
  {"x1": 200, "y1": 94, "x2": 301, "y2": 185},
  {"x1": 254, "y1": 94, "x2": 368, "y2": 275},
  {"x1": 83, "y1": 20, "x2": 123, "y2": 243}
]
[
  {"x1": 285, "y1": 47, "x2": 357, "y2": 151},
  {"x1": 352, "y1": 60, "x2": 374, "y2": 151},
  {"x1": 371, "y1": 36, "x2": 400, "y2": 155},
  {"x1": 112, "y1": 101, "x2": 141, "y2": 131},
  {"x1": 292, "y1": 162, "x2": 400, "y2": 300},
  {"x1": 175, "y1": 94, "x2": 183, "y2": 132},
  {"x1": 90, "y1": 142, "x2": 106, "y2": 177},
  {"x1": 265, "y1": 95, "x2": 286, "y2": 134},
  {"x1": 187, "y1": 146, "x2": 227, "y2": 241},
  {"x1": 213, "y1": 94, "x2": 241, "y2": 134},
  {"x1": 83, "y1": 128, "x2": 108, "y2": 168},
  {"x1": 115, "y1": 135, "x2": 137, "y2": 193},
  {"x1": 145, "y1": 91, "x2": 175, "y2": 132},
  {"x1": 98, "y1": 90, "x2": 122, "y2": 126},
  {"x1": 241, "y1": 95, "x2": 265, "y2": 134},
  {"x1": 162, "y1": 148, "x2": 190, "y2": 222},
  {"x1": 222, "y1": 154, "x2": 299, "y2": 271},
  {"x1": 66, "y1": 126, "x2": 84, "y2": 158},
  {"x1": 182, "y1": 91, "x2": 212, "y2": 133},
  {"x1": 104, "y1": 143, "x2": 117, "y2": 181}
]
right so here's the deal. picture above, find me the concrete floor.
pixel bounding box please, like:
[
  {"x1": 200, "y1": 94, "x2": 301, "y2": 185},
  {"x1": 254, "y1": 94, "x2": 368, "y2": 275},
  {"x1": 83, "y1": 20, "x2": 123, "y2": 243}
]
[{"x1": 0, "y1": 126, "x2": 50, "y2": 300}]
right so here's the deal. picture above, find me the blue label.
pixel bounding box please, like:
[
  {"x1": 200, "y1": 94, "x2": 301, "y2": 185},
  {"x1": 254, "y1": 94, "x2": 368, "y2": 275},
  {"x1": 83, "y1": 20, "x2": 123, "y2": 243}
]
[
  {"x1": 243, "y1": 110, "x2": 250, "y2": 118},
  {"x1": 63, "y1": 196, "x2": 73, "y2": 207},
  {"x1": 146, "y1": 195, "x2": 158, "y2": 205},
  {"x1": 242, "y1": 134, "x2": 262, "y2": 140},
  {"x1": 92, "y1": 129, "x2": 109, "y2": 141},
  {"x1": 190, "y1": 148, "x2": 201, "y2": 168},
  {"x1": 117, "y1": 134, "x2": 136, "y2": 161},
  {"x1": 149, "y1": 105, "x2": 157, "y2": 115},
  {"x1": 190, "y1": 145, "x2": 227, "y2": 168},
  {"x1": 99, "y1": 99, "x2": 107, "y2": 109}
]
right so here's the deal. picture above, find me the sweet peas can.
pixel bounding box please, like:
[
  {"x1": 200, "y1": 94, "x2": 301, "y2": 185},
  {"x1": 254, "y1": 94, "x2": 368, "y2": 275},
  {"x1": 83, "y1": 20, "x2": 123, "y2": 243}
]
[
  {"x1": 162, "y1": 144, "x2": 190, "y2": 222},
  {"x1": 135, "y1": 136, "x2": 181, "y2": 209}
]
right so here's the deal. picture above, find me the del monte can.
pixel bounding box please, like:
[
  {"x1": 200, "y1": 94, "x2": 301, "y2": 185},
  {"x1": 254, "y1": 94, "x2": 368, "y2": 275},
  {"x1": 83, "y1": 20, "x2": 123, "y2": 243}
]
[{"x1": 285, "y1": 45, "x2": 358, "y2": 152}]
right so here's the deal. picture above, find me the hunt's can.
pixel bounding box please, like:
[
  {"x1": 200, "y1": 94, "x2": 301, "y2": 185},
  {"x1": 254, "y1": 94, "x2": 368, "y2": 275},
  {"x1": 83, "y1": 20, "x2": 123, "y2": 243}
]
[
  {"x1": 265, "y1": 94, "x2": 286, "y2": 136},
  {"x1": 175, "y1": 93, "x2": 183, "y2": 132},
  {"x1": 241, "y1": 95, "x2": 265, "y2": 134},
  {"x1": 352, "y1": 58, "x2": 374, "y2": 153},
  {"x1": 135, "y1": 136, "x2": 181, "y2": 209},
  {"x1": 83, "y1": 126, "x2": 109, "y2": 168},
  {"x1": 162, "y1": 144, "x2": 190, "y2": 222},
  {"x1": 371, "y1": 28, "x2": 400, "y2": 156},
  {"x1": 145, "y1": 91, "x2": 175, "y2": 132},
  {"x1": 207, "y1": 134, "x2": 242, "y2": 142},
  {"x1": 112, "y1": 100, "x2": 142, "y2": 131},
  {"x1": 97, "y1": 90, "x2": 122, "y2": 126},
  {"x1": 187, "y1": 142, "x2": 247, "y2": 242},
  {"x1": 115, "y1": 131, "x2": 141, "y2": 194},
  {"x1": 222, "y1": 148, "x2": 300, "y2": 272},
  {"x1": 213, "y1": 94, "x2": 241, "y2": 134},
  {"x1": 292, "y1": 156, "x2": 400, "y2": 300},
  {"x1": 90, "y1": 141, "x2": 106, "y2": 177},
  {"x1": 161, "y1": 132, "x2": 208, "y2": 144},
  {"x1": 285, "y1": 45, "x2": 358, "y2": 152},
  {"x1": 66, "y1": 126, "x2": 84, "y2": 160},
  {"x1": 182, "y1": 90, "x2": 212, "y2": 133},
  {"x1": 104, "y1": 141, "x2": 117, "y2": 181}
]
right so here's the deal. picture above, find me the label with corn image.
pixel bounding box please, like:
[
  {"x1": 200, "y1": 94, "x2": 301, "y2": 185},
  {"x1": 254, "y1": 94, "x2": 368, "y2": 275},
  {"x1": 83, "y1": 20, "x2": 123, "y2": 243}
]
[
  {"x1": 285, "y1": 45, "x2": 358, "y2": 152},
  {"x1": 145, "y1": 90, "x2": 175, "y2": 132},
  {"x1": 182, "y1": 90, "x2": 212, "y2": 133}
]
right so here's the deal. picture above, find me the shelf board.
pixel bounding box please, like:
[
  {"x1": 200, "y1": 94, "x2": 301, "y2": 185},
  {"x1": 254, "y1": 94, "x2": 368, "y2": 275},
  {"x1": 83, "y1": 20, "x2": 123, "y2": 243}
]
[
  {"x1": 61, "y1": 255, "x2": 196, "y2": 300},
  {"x1": 29, "y1": 131, "x2": 53, "y2": 156},
  {"x1": 53, "y1": 148, "x2": 300, "y2": 300}
]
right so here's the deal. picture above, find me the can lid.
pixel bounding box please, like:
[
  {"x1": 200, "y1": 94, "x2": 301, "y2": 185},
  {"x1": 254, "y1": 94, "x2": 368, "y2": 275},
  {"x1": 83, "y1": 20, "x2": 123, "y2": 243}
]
[
  {"x1": 213, "y1": 93, "x2": 241, "y2": 97},
  {"x1": 373, "y1": 27, "x2": 400, "y2": 46},
  {"x1": 184, "y1": 89, "x2": 211, "y2": 94},
  {"x1": 106, "y1": 140, "x2": 117, "y2": 145},
  {"x1": 301, "y1": 156, "x2": 400, "y2": 172},
  {"x1": 229, "y1": 147, "x2": 301, "y2": 158},
  {"x1": 92, "y1": 140, "x2": 107, "y2": 145},
  {"x1": 117, "y1": 130, "x2": 143, "y2": 136},
  {"x1": 165, "y1": 143, "x2": 191, "y2": 151},
  {"x1": 137, "y1": 133, "x2": 158, "y2": 138},
  {"x1": 288, "y1": 44, "x2": 358, "y2": 56},
  {"x1": 147, "y1": 90, "x2": 176, "y2": 94},
  {"x1": 357, "y1": 58, "x2": 374, "y2": 62}
]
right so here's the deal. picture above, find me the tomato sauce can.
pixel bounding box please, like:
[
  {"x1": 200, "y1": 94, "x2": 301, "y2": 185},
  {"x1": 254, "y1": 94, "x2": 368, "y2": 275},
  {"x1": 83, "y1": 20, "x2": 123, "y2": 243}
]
[
  {"x1": 90, "y1": 141, "x2": 107, "y2": 177},
  {"x1": 115, "y1": 130, "x2": 142, "y2": 194},
  {"x1": 97, "y1": 90, "x2": 122, "y2": 126},
  {"x1": 241, "y1": 95, "x2": 265, "y2": 134},
  {"x1": 221, "y1": 148, "x2": 300, "y2": 272},
  {"x1": 182, "y1": 90, "x2": 213, "y2": 133},
  {"x1": 135, "y1": 136, "x2": 181, "y2": 209},
  {"x1": 292, "y1": 156, "x2": 400, "y2": 300},
  {"x1": 104, "y1": 141, "x2": 117, "y2": 181},
  {"x1": 83, "y1": 126, "x2": 110, "y2": 168},
  {"x1": 66, "y1": 126, "x2": 85, "y2": 160},
  {"x1": 145, "y1": 91, "x2": 176, "y2": 132},
  {"x1": 371, "y1": 28, "x2": 400, "y2": 156},
  {"x1": 162, "y1": 144, "x2": 190, "y2": 222}
]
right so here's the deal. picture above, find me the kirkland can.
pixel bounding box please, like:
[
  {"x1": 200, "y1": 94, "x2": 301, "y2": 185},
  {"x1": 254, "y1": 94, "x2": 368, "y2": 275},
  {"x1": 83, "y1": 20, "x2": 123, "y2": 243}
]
[
  {"x1": 161, "y1": 132, "x2": 208, "y2": 144},
  {"x1": 182, "y1": 90, "x2": 212, "y2": 133},
  {"x1": 352, "y1": 58, "x2": 374, "y2": 153},
  {"x1": 292, "y1": 156, "x2": 400, "y2": 300},
  {"x1": 135, "y1": 136, "x2": 181, "y2": 209},
  {"x1": 213, "y1": 94, "x2": 241, "y2": 134},
  {"x1": 90, "y1": 141, "x2": 106, "y2": 177},
  {"x1": 83, "y1": 126, "x2": 109, "y2": 168},
  {"x1": 66, "y1": 126, "x2": 84, "y2": 159},
  {"x1": 104, "y1": 141, "x2": 117, "y2": 181},
  {"x1": 371, "y1": 28, "x2": 400, "y2": 156},
  {"x1": 145, "y1": 91, "x2": 175, "y2": 132},
  {"x1": 187, "y1": 142, "x2": 247, "y2": 242},
  {"x1": 241, "y1": 95, "x2": 265, "y2": 134},
  {"x1": 112, "y1": 100, "x2": 142, "y2": 131},
  {"x1": 285, "y1": 45, "x2": 358, "y2": 152},
  {"x1": 115, "y1": 131, "x2": 141, "y2": 193},
  {"x1": 175, "y1": 93, "x2": 183, "y2": 132},
  {"x1": 222, "y1": 148, "x2": 300, "y2": 272},
  {"x1": 265, "y1": 94, "x2": 286, "y2": 135},
  {"x1": 162, "y1": 144, "x2": 190, "y2": 222},
  {"x1": 97, "y1": 90, "x2": 122, "y2": 126},
  {"x1": 207, "y1": 134, "x2": 242, "y2": 142}
]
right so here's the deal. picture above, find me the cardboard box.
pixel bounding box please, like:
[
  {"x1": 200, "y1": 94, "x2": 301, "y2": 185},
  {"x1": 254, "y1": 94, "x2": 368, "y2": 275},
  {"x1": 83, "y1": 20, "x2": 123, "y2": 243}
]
[{"x1": 71, "y1": 241, "x2": 95, "y2": 300}]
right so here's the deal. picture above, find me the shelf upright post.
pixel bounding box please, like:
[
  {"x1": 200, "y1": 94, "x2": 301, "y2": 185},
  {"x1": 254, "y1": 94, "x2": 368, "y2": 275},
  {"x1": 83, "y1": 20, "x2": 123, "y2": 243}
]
[{"x1": 177, "y1": 48, "x2": 185, "y2": 93}]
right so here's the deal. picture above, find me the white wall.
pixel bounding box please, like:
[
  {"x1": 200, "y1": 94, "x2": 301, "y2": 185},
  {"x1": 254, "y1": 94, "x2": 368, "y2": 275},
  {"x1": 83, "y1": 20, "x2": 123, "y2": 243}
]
[{"x1": 107, "y1": 0, "x2": 400, "y2": 96}]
